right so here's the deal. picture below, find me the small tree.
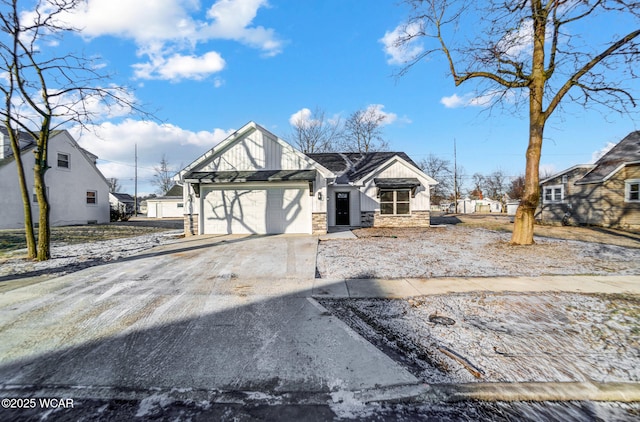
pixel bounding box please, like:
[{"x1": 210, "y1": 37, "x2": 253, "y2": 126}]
[
  {"x1": 108, "y1": 178, "x2": 121, "y2": 193},
  {"x1": 394, "y1": 0, "x2": 640, "y2": 244},
  {"x1": 152, "y1": 155, "x2": 175, "y2": 195},
  {"x1": 419, "y1": 153, "x2": 452, "y2": 205},
  {"x1": 289, "y1": 107, "x2": 341, "y2": 153},
  {"x1": 341, "y1": 107, "x2": 389, "y2": 152},
  {"x1": 0, "y1": 0, "x2": 148, "y2": 260}
]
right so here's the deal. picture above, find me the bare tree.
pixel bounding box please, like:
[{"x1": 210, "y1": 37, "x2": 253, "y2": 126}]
[
  {"x1": 289, "y1": 107, "x2": 341, "y2": 153},
  {"x1": 470, "y1": 173, "x2": 485, "y2": 199},
  {"x1": 152, "y1": 155, "x2": 175, "y2": 195},
  {"x1": 394, "y1": 0, "x2": 640, "y2": 244},
  {"x1": 341, "y1": 107, "x2": 390, "y2": 152},
  {"x1": 507, "y1": 175, "x2": 526, "y2": 200},
  {"x1": 418, "y1": 153, "x2": 452, "y2": 205},
  {"x1": 0, "y1": 0, "x2": 149, "y2": 260},
  {"x1": 484, "y1": 170, "x2": 507, "y2": 201},
  {"x1": 108, "y1": 178, "x2": 122, "y2": 193}
]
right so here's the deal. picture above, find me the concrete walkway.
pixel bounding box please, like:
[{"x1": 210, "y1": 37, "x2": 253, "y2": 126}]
[{"x1": 312, "y1": 274, "x2": 640, "y2": 298}]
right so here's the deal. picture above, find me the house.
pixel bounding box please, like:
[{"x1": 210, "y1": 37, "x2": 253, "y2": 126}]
[
  {"x1": 175, "y1": 121, "x2": 437, "y2": 235},
  {"x1": 0, "y1": 128, "x2": 110, "y2": 229},
  {"x1": 109, "y1": 192, "x2": 135, "y2": 220},
  {"x1": 539, "y1": 131, "x2": 640, "y2": 229},
  {"x1": 146, "y1": 185, "x2": 184, "y2": 218}
]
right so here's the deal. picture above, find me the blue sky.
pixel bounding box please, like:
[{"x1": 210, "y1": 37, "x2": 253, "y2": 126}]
[{"x1": 38, "y1": 0, "x2": 639, "y2": 196}]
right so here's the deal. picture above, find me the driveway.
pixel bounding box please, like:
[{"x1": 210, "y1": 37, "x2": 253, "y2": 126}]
[{"x1": 0, "y1": 234, "x2": 417, "y2": 416}]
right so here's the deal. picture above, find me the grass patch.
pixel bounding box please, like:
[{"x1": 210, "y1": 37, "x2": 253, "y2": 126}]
[{"x1": 0, "y1": 224, "x2": 173, "y2": 254}]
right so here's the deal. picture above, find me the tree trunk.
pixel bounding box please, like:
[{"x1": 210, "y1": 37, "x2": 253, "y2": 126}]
[
  {"x1": 511, "y1": 1, "x2": 547, "y2": 246},
  {"x1": 34, "y1": 138, "x2": 51, "y2": 261},
  {"x1": 7, "y1": 128, "x2": 37, "y2": 258}
]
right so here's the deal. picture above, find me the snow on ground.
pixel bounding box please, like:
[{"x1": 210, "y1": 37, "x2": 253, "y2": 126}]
[
  {"x1": 320, "y1": 293, "x2": 640, "y2": 385},
  {"x1": 316, "y1": 225, "x2": 640, "y2": 279},
  {"x1": 0, "y1": 230, "x2": 182, "y2": 279}
]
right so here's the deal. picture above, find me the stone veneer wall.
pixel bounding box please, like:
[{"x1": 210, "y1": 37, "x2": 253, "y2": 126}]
[
  {"x1": 312, "y1": 212, "x2": 327, "y2": 234},
  {"x1": 362, "y1": 210, "x2": 431, "y2": 228},
  {"x1": 184, "y1": 214, "x2": 198, "y2": 236}
]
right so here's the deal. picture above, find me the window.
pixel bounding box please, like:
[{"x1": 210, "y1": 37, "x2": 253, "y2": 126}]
[
  {"x1": 57, "y1": 153, "x2": 70, "y2": 169},
  {"x1": 380, "y1": 190, "x2": 410, "y2": 215},
  {"x1": 543, "y1": 185, "x2": 563, "y2": 203},
  {"x1": 86, "y1": 190, "x2": 97, "y2": 204},
  {"x1": 177, "y1": 203, "x2": 184, "y2": 208},
  {"x1": 625, "y1": 179, "x2": 640, "y2": 202}
]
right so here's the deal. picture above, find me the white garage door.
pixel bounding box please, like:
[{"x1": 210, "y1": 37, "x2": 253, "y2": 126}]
[{"x1": 202, "y1": 183, "x2": 311, "y2": 234}]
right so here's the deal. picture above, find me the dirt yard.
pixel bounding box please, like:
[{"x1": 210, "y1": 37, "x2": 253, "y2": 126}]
[{"x1": 316, "y1": 222, "x2": 640, "y2": 279}]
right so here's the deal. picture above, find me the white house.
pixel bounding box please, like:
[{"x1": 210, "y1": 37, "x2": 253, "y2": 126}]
[
  {"x1": 0, "y1": 128, "x2": 110, "y2": 229},
  {"x1": 146, "y1": 185, "x2": 184, "y2": 218},
  {"x1": 175, "y1": 121, "x2": 437, "y2": 235}
]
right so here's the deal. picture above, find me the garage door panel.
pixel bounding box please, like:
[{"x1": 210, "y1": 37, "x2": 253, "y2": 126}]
[{"x1": 203, "y1": 184, "x2": 310, "y2": 234}]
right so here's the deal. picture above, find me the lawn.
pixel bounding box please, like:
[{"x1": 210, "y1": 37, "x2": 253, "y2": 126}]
[{"x1": 0, "y1": 224, "x2": 174, "y2": 255}]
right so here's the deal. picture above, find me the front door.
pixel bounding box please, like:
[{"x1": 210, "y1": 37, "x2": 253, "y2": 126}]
[{"x1": 335, "y1": 192, "x2": 350, "y2": 226}]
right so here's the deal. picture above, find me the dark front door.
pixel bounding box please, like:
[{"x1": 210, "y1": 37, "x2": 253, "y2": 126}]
[{"x1": 335, "y1": 192, "x2": 350, "y2": 226}]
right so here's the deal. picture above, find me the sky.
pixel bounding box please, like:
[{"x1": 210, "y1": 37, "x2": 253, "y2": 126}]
[{"x1": 22, "y1": 0, "x2": 640, "y2": 196}]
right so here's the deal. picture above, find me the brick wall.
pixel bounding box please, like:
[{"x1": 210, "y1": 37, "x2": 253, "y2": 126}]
[
  {"x1": 184, "y1": 214, "x2": 198, "y2": 236},
  {"x1": 312, "y1": 212, "x2": 327, "y2": 234},
  {"x1": 372, "y1": 210, "x2": 431, "y2": 228}
]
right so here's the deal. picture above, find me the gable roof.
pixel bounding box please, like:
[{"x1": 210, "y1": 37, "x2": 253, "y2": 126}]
[
  {"x1": 577, "y1": 131, "x2": 640, "y2": 184},
  {"x1": 539, "y1": 164, "x2": 595, "y2": 185},
  {"x1": 305, "y1": 152, "x2": 420, "y2": 184},
  {"x1": 164, "y1": 184, "x2": 183, "y2": 197},
  {"x1": 110, "y1": 192, "x2": 135, "y2": 202}
]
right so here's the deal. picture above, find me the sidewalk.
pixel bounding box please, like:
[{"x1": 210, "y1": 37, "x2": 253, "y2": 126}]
[{"x1": 312, "y1": 274, "x2": 640, "y2": 298}]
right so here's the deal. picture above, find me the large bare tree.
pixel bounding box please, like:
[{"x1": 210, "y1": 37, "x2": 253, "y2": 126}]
[
  {"x1": 418, "y1": 153, "x2": 452, "y2": 205},
  {"x1": 341, "y1": 106, "x2": 390, "y2": 153},
  {"x1": 394, "y1": 0, "x2": 639, "y2": 244},
  {"x1": 0, "y1": 0, "x2": 147, "y2": 260},
  {"x1": 289, "y1": 107, "x2": 342, "y2": 153}
]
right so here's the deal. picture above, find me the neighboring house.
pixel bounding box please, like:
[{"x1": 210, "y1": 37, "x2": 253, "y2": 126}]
[
  {"x1": 539, "y1": 131, "x2": 640, "y2": 229},
  {"x1": 109, "y1": 192, "x2": 135, "y2": 220},
  {"x1": 0, "y1": 128, "x2": 110, "y2": 229},
  {"x1": 146, "y1": 185, "x2": 184, "y2": 218},
  {"x1": 175, "y1": 121, "x2": 437, "y2": 235}
]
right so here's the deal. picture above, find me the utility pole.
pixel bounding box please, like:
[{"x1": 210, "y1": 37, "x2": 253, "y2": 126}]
[
  {"x1": 134, "y1": 143, "x2": 138, "y2": 217},
  {"x1": 453, "y1": 139, "x2": 458, "y2": 213}
]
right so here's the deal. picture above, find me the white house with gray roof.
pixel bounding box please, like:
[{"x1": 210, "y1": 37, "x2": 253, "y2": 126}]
[
  {"x1": 175, "y1": 121, "x2": 437, "y2": 235},
  {"x1": 0, "y1": 128, "x2": 109, "y2": 229}
]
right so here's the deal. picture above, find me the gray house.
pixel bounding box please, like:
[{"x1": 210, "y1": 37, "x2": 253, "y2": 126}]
[{"x1": 539, "y1": 131, "x2": 640, "y2": 230}]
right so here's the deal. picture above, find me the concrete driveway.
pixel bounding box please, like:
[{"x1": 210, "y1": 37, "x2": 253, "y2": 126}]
[{"x1": 0, "y1": 234, "x2": 417, "y2": 417}]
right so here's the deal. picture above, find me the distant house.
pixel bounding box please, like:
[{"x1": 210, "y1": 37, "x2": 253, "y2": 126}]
[
  {"x1": 0, "y1": 128, "x2": 110, "y2": 229},
  {"x1": 174, "y1": 121, "x2": 437, "y2": 235},
  {"x1": 146, "y1": 185, "x2": 184, "y2": 218},
  {"x1": 539, "y1": 131, "x2": 640, "y2": 229},
  {"x1": 109, "y1": 192, "x2": 135, "y2": 220}
]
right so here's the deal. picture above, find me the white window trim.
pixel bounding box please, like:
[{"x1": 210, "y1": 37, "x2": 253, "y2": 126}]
[
  {"x1": 86, "y1": 190, "x2": 97, "y2": 205},
  {"x1": 380, "y1": 189, "x2": 411, "y2": 215},
  {"x1": 57, "y1": 152, "x2": 70, "y2": 170},
  {"x1": 625, "y1": 179, "x2": 640, "y2": 203},
  {"x1": 543, "y1": 185, "x2": 564, "y2": 204}
]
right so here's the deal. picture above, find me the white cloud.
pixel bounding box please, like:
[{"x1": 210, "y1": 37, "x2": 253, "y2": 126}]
[
  {"x1": 591, "y1": 142, "x2": 616, "y2": 163},
  {"x1": 440, "y1": 92, "x2": 498, "y2": 108},
  {"x1": 46, "y1": 0, "x2": 281, "y2": 81},
  {"x1": 365, "y1": 104, "x2": 398, "y2": 126},
  {"x1": 289, "y1": 108, "x2": 313, "y2": 126},
  {"x1": 380, "y1": 22, "x2": 424, "y2": 65},
  {"x1": 73, "y1": 119, "x2": 233, "y2": 181},
  {"x1": 133, "y1": 51, "x2": 226, "y2": 81}
]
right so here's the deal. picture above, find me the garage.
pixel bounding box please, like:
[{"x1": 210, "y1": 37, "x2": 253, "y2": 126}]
[{"x1": 201, "y1": 182, "x2": 312, "y2": 234}]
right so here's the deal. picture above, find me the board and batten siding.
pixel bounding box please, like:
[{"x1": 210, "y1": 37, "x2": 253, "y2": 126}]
[
  {"x1": 360, "y1": 162, "x2": 431, "y2": 212},
  {"x1": 200, "y1": 130, "x2": 314, "y2": 172}
]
